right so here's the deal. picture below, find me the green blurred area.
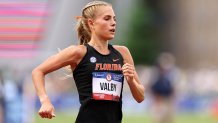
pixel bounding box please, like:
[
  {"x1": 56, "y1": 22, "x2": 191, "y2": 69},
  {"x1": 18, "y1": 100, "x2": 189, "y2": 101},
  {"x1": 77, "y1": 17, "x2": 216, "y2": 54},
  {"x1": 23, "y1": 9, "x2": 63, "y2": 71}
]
[
  {"x1": 35, "y1": 112, "x2": 217, "y2": 123},
  {"x1": 123, "y1": 0, "x2": 163, "y2": 65}
]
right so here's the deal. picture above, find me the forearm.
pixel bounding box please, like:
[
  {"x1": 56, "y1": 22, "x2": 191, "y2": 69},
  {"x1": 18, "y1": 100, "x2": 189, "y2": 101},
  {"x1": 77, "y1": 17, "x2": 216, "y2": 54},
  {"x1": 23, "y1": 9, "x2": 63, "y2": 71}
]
[
  {"x1": 127, "y1": 78, "x2": 145, "y2": 103},
  {"x1": 32, "y1": 69, "x2": 50, "y2": 103}
]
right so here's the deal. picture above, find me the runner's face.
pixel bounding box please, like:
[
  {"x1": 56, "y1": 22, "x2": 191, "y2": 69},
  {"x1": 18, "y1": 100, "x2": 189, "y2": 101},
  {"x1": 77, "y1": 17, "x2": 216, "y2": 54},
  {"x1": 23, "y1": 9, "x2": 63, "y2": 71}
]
[{"x1": 91, "y1": 6, "x2": 116, "y2": 40}]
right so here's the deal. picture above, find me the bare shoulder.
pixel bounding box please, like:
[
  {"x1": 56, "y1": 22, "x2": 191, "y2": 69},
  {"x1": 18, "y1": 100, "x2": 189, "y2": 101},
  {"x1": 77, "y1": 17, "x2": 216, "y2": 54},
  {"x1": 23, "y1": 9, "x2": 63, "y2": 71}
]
[
  {"x1": 63, "y1": 45, "x2": 87, "y2": 58},
  {"x1": 113, "y1": 45, "x2": 130, "y2": 55},
  {"x1": 56, "y1": 44, "x2": 87, "y2": 66},
  {"x1": 113, "y1": 45, "x2": 130, "y2": 54}
]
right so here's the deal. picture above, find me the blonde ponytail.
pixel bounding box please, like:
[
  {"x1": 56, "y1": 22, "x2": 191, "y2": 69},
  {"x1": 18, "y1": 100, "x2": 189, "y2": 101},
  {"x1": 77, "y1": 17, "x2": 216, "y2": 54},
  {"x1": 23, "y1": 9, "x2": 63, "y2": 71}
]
[{"x1": 76, "y1": 17, "x2": 91, "y2": 45}]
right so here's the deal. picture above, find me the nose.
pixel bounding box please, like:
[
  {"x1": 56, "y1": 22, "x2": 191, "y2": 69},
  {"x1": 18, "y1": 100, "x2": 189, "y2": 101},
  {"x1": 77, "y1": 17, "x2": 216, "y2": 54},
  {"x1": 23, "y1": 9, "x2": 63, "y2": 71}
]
[{"x1": 111, "y1": 19, "x2": 116, "y2": 27}]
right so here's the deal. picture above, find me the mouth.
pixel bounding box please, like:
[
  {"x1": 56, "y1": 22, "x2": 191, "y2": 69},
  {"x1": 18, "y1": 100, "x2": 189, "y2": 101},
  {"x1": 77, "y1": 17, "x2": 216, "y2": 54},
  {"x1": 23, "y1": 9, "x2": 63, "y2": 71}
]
[{"x1": 109, "y1": 29, "x2": 115, "y2": 33}]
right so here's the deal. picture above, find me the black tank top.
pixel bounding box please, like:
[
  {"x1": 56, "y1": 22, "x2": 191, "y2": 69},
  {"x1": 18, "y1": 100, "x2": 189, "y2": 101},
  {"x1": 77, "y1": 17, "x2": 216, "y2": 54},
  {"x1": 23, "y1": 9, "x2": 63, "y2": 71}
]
[{"x1": 73, "y1": 43, "x2": 124, "y2": 123}]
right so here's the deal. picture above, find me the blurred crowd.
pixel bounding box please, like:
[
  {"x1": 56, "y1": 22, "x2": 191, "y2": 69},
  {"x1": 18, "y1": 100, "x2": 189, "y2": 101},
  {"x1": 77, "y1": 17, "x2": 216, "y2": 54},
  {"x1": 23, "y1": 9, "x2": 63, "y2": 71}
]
[{"x1": 0, "y1": 68, "x2": 35, "y2": 123}]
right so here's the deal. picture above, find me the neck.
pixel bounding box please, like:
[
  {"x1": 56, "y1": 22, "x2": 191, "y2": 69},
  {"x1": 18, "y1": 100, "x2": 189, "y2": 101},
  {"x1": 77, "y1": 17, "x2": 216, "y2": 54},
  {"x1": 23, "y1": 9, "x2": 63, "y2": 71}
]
[
  {"x1": 89, "y1": 36, "x2": 108, "y2": 50},
  {"x1": 88, "y1": 36, "x2": 110, "y2": 55}
]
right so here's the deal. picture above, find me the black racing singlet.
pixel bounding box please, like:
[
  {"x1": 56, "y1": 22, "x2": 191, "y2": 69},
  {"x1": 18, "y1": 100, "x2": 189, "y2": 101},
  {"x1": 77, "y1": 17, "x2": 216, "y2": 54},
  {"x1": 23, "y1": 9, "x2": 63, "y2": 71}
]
[{"x1": 73, "y1": 43, "x2": 124, "y2": 123}]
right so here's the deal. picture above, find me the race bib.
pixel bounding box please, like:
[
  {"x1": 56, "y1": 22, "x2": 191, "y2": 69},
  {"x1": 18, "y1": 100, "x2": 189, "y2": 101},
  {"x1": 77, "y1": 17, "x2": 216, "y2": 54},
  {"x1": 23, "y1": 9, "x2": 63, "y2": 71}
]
[{"x1": 92, "y1": 72, "x2": 123, "y2": 101}]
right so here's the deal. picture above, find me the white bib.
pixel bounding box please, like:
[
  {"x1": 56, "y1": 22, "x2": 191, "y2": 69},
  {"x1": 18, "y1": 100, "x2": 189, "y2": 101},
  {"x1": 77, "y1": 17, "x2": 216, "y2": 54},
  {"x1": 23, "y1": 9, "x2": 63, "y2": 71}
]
[{"x1": 92, "y1": 72, "x2": 123, "y2": 101}]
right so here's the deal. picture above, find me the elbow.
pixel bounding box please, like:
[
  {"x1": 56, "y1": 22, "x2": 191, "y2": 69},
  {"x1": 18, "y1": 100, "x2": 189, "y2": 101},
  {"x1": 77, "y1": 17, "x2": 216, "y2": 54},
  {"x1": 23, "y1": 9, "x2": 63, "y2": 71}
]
[
  {"x1": 32, "y1": 68, "x2": 37, "y2": 80},
  {"x1": 32, "y1": 68, "x2": 44, "y2": 79},
  {"x1": 32, "y1": 68, "x2": 38, "y2": 77},
  {"x1": 136, "y1": 95, "x2": 145, "y2": 103},
  {"x1": 136, "y1": 87, "x2": 145, "y2": 103}
]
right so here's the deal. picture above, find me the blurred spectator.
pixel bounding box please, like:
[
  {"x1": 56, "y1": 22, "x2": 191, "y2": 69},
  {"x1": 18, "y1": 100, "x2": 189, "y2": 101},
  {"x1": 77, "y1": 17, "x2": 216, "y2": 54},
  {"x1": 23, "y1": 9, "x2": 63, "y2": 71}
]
[
  {"x1": 149, "y1": 52, "x2": 179, "y2": 123},
  {"x1": 4, "y1": 69, "x2": 22, "y2": 123}
]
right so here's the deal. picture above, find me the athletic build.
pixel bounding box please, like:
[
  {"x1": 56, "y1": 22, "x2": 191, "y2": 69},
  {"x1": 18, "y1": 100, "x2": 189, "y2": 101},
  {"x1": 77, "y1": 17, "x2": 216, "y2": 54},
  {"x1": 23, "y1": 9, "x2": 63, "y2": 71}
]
[{"x1": 32, "y1": 1, "x2": 144, "y2": 123}]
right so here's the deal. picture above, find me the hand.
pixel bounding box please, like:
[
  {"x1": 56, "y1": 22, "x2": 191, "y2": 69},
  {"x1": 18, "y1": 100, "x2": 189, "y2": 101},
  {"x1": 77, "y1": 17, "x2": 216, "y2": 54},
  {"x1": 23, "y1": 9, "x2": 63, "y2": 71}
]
[
  {"x1": 39, "y1": 100, "x2": 56, "y2": 119},
  {"x1": 122, "y1": 62, "x2": 135, "y2": 82}
]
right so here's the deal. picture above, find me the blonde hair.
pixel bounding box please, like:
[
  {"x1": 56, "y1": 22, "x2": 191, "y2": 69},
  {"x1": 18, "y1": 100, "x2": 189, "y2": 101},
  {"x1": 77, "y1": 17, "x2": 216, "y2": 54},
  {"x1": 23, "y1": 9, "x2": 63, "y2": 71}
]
[{"x1": 76, "y1": 1, "x2": 111, "y2": 45}]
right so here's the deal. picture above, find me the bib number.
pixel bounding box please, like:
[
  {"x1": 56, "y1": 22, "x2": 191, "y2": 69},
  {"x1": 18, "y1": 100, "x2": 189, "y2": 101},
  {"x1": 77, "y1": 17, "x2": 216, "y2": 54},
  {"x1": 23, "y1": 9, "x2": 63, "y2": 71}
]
[{"x1": 92, "y1": 72, "x2": 123, "y2": 101}]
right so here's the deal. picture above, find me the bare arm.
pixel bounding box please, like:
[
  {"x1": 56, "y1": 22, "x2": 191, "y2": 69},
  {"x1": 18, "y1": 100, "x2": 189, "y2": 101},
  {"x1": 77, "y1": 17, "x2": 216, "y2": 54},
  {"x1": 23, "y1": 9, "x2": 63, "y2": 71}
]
[
  {"x1": 114, "y1": 45, "x2": 145, "y2": 103},
  {"x1": 32, "y1": 45, "x2": 86, "y2": 119}
]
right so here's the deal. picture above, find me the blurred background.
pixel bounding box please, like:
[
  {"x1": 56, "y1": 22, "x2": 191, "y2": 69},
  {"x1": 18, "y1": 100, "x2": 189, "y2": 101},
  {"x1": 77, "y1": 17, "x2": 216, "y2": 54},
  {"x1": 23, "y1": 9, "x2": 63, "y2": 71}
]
[{"x1": 0, "y1": 0, "x2": 218, "y2": 123}]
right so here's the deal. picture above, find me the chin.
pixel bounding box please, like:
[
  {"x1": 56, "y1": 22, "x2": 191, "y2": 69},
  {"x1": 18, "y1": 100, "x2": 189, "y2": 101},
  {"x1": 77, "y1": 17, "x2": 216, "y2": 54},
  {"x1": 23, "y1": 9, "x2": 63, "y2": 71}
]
[
  {"x1": 103, "y1": 37, "x2": 114, "y2": 40},
  {"x1": 107, "y1": 35, "x2": 115, "y2": 40},
  {"x1": 102, "y1": 34, "x2": 115, "y2": 40},
  {"x1": 108, "y1": 37, "x2": 114, "y2": 40}
]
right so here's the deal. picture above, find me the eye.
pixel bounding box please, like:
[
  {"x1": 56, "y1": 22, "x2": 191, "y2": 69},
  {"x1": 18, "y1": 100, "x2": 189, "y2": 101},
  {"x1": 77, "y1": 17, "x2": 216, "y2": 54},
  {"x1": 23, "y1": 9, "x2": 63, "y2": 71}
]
[
  {"x1": 104, "y1": 16, "x2": 110, "y2": 21},
  {"x1": 104, "y1": 18, "x2": 110, "y2": 21}
]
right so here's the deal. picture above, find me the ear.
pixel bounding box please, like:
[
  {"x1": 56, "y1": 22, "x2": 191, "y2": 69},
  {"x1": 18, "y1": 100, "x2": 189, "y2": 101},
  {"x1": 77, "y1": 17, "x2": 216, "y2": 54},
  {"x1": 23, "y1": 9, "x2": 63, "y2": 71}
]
[{"x1": 88, "y1": 19, "x2": 94, "y2": 28}]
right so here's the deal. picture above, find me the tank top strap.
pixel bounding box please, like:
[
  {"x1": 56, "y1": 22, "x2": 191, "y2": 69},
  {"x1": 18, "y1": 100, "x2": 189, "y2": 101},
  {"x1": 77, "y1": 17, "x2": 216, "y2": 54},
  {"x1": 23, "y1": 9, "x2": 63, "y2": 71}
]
[
  {"x1": 108, "y1": 43, "x2": 113, "y2": 50},
  {"x1": 84, "y1": 43, "x2": 91, "y2": 51},
  {"x1": 108, "y1": 44, "x2": 124, "y2": 62}
]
